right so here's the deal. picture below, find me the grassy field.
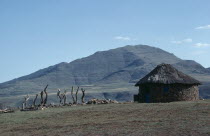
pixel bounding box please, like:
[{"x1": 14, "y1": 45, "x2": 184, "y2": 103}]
[{"x1": 0, "y1": 100, "x2": 210, "y2": 136}]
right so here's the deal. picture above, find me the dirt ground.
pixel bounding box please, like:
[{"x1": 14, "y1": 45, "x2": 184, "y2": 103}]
[{"x1": 0, "y1": 100, "x2": 210, "y2": 136}]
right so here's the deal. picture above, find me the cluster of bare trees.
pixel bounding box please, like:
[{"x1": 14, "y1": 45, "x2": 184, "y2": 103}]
[
  {"x1": 22, "y1": 85, "x2": 49, "y2": 111},
  {"x1": 57, "y1": 86, "x2": 86, "y2": 105},
  {"x1": 21, "y1": 85, "x2": 86, "y2": 111}
]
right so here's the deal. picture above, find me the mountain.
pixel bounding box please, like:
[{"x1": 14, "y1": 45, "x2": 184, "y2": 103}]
[
  {"x1": 0, "y1": 45, "x2": 210, "y2": 105},
  {"x1": 0, "y1": 45, "x2": 180, "y2": 94}
]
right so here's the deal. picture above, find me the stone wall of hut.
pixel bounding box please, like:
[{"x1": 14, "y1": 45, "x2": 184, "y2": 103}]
[
  {"x1": 168, "y1": 84, "x2": 199, "y2": 101},
  {"x1": 135, "y1": 84, "x2": 199, "y2": 103}
]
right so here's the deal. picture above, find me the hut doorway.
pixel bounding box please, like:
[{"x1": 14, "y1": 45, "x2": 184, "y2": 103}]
[{"x1": 145, "y1": 86, "x2": 150, "y2": 103}]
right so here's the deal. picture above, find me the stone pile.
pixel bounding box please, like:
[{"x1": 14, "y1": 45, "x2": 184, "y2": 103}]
[
  {"x1": 0, "y1": 108, "x2": 14, "y2": 114},
  {"x1": 86, "y1": 99, "x2": 119, "y2": 104},
  {"x1": 20, "y1": 107, "x2": 38, "y2": 111}
]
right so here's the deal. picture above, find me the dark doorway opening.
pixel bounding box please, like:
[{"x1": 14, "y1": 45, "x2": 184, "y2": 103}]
[{"x1": 145, "y1": 86, "x2": 150, "y2": 103}]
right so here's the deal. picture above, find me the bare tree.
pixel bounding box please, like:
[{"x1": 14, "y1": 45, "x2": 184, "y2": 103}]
[
  {"x1": 40, "y1": 85, "x2": 48, "y2": 106},
  {"x1": 43, "y1": 85, "x2": 48, "y2": 106},
  {"x1": 40, "y1": 91, "x2": 44, "y2": 105},
  {"x1": 81, "y1": 88, "x2": 86, "y2": 103},
  {"x1": 71, "y1": 86, "x2": 76, "y2": 104},
  {"x1": 33, "y1": 94, "x2": 38, "y2": 107},
  {"x1": 57, "y1": 89, "x2": 67, "y2": 105},
  {"x1": 63, "y1": 90, "x2": 67, "y2": 104},
  {"x1": 75, "y1": 87, "x2": 79, "y2": 104},
  {"x1": 57, "y1": 89, "x2": 62, "y2": 104},
  {"x1": 22, "y1": 95, "x2": 30, "y2": 110}
]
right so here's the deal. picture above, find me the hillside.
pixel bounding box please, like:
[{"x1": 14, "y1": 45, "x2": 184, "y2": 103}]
[
  {"x1": 0, "y1": 100, "x2": 210, "y2": 136},
  {"x1": 0, "y1": 45, "x2": 210, "y2": 106}
]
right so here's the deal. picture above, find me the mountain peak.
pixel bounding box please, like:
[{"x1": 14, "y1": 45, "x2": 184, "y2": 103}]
[{"x1": 0, "y1": 44, "x2": 209, "y2": 99}]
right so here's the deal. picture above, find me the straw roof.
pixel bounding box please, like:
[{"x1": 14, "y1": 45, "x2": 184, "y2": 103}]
[{"x1": 135, "y1": 64, "x2": 201, "y2": 86}]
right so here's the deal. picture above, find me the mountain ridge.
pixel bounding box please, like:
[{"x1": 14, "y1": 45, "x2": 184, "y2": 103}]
[{"x1": 0, "y1": 44, "x2": 210, "y2": 102}]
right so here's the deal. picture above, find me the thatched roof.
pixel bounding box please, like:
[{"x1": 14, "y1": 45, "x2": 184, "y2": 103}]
[{"x1": 135, "y1": 64, "x2": 201, "y2": 86}]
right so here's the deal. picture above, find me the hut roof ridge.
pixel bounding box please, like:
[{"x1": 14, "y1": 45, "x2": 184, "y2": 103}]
[{"x1": 135, "y1": 63, "x2": 201, "y2": 86}]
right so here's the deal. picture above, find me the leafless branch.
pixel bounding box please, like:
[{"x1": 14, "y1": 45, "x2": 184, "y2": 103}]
[
  {"x1": 71, "y1": 86, "x2": 76, "y2": 104},
  {"x1": 81, "y1": 88, "x2": 86, "y2": 103},
  {"x1": 43, "y1": 85, "x2": 48, "y2": 105},
  {"x1": 75, "y1": 86, "x2": 79, "y2": 104},
  {"x1": 33, "y1": 94, "x2": 38, "y2": 107}
]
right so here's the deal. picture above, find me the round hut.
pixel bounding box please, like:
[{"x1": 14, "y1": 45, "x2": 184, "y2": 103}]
[{"x1": 134, "y1": 64, "x2": 201, "y2": 103}]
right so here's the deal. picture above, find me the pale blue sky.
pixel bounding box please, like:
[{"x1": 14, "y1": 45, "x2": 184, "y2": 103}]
[{"x1": 0, "y1": 0, "x2": 210, "y2": 83}]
